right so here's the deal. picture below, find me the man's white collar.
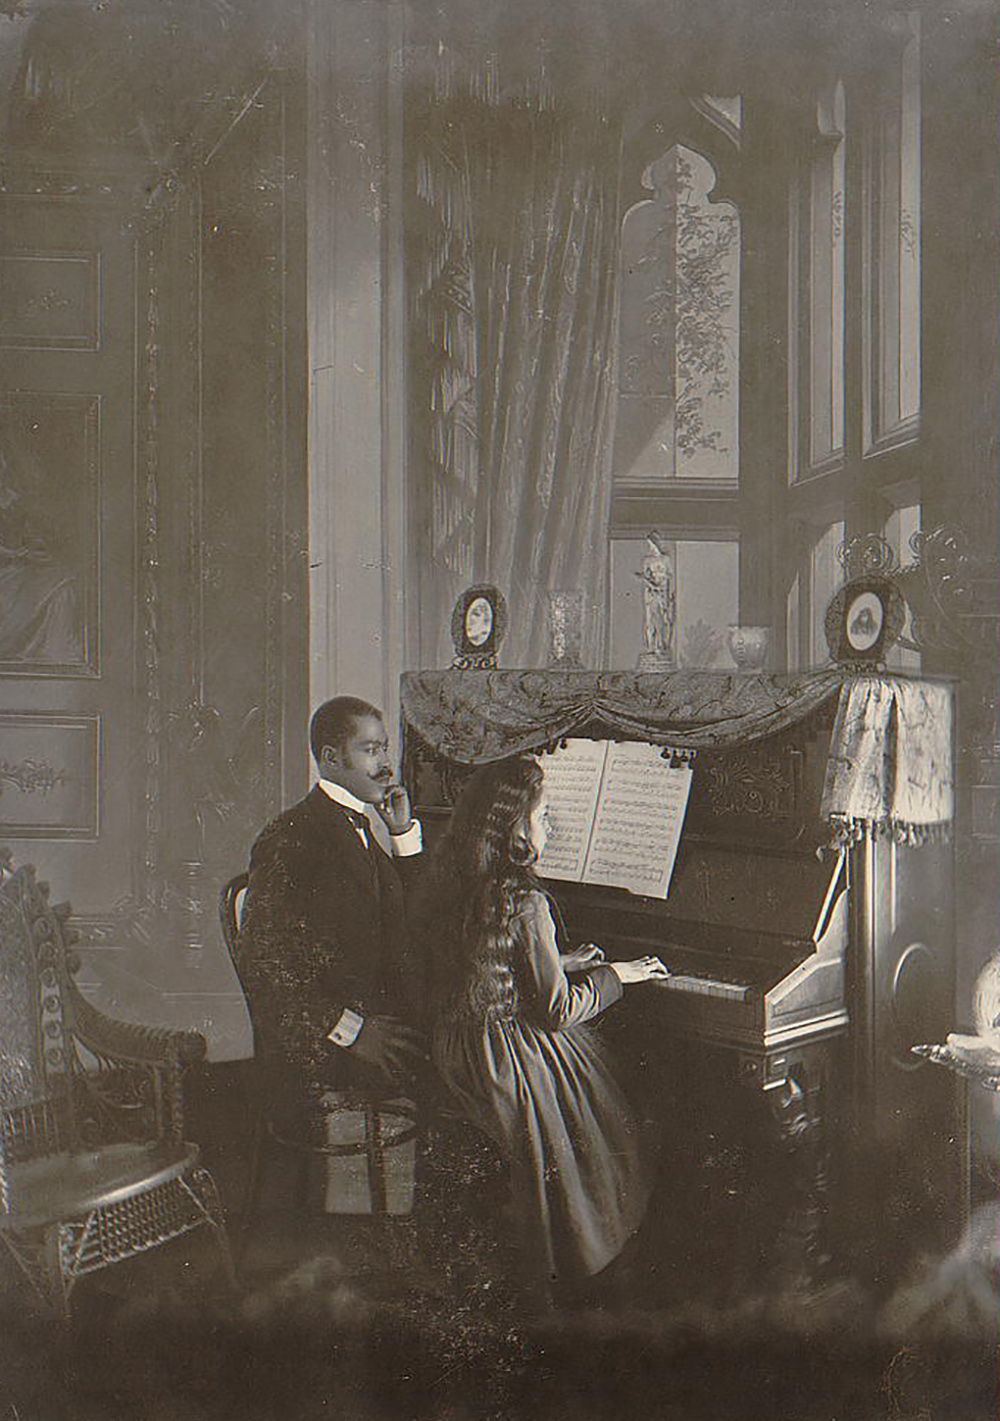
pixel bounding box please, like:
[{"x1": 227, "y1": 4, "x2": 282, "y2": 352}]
[{"x1": 318, "y1": 779, "x2": 369, "y2": 815}]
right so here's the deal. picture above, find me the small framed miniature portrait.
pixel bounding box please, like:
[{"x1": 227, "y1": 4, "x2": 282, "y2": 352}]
[
  {"x1": 824, "y1": 575, "x2": 905, "y2": 665},
  {"x1": 451, "y1": 585, "x2": 507, "y2": 668}
]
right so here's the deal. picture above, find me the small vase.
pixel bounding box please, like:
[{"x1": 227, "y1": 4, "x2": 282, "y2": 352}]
[
  {"x1": 547, "y1": 591, "x2": 585, "y2": 669},
  {"x1": 727, "y1": 625, "x2": 770, "y2": 672}
]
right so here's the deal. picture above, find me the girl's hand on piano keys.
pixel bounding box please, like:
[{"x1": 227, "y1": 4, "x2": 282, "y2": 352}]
[
  {"x1": 609, "y1": 956, "x2": 671, "y2": 985},
  {"x1": 560, "y1": 943, "x2": 606, "y2": 973}
]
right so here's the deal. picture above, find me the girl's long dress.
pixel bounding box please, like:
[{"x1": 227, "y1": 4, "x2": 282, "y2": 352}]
[{"x1": 433, "y1": 891, "x2": 653, "y2": 1284}]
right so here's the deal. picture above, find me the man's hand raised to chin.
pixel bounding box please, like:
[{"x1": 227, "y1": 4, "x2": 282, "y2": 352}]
[{"x1": 374, "y1": 783, "x2": 414, "y2": 836}]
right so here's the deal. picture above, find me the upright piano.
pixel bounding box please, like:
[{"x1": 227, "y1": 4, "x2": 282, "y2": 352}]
[{"x1": 401, "y1": 668, "x2": 958, "y2": 1283}]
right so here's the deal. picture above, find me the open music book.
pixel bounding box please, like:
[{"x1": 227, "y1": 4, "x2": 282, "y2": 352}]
[{"x1": 537, "y1": 738, "x2": 693, "y2": 899}]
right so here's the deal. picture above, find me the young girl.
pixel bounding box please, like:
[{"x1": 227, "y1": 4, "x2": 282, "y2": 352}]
[{"x1": 418, "y1": 754, "x2": 669, "y2": 1298}]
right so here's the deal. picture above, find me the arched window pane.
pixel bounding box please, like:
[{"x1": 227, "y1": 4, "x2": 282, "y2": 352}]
[
  {"x1": 810, "y1": 519, "x2": 845, "y2": 665},
  {"x1": 883, "y1": 504, "x2": 921, "y2": 671},
  {"x1": 616, "y1": 146, "x2": 739, "y2": 483},
  {"x1": 786, "y1": 568, "x2": 802, "y2": 670}
]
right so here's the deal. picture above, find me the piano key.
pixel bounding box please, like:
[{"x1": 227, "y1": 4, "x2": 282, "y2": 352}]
[{"x1": 659, "y1": 973, "x2": 752, "y2": 1003}]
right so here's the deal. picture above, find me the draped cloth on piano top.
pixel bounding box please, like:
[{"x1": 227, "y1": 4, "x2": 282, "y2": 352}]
[
  {"x1": 400, "y1": 668, "x2": 954, "y2": 845},
  {"x1": 821, "y1": 675, "x2": 953, "y2": 845}
]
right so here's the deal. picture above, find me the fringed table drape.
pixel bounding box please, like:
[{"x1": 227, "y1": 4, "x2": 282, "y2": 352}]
[{"x1": 820, "y1": 676, "x2": 954, "y2": 845}]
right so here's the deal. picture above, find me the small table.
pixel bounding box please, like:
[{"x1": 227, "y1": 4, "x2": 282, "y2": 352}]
[
  {"x1": 912, "y1": 1034, "x2": 1000, "y2": 1220},
  {"x1": 912, "y1": 1034, "x2": 1000, "y2": 1092}
]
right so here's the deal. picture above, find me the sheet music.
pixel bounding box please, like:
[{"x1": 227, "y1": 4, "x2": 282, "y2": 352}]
[
  {"x1": 583, "y1": 742, "x2": 693, "y2": 899},
  {"x1": 536, "y1": 738, "x2": 608, "y2": 882}
]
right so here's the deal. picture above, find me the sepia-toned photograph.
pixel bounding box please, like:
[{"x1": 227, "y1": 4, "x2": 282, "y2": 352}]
[{"x1": 0, "y1": 1, "x2": 996, "y2": 1417}]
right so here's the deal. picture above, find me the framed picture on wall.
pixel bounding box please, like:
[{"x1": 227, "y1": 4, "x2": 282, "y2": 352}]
[
  {"x1": 825, "y1": 575, "x2": 906, "y2": 665},
  {"x1": 451, "y1": 585, "x2": 507, "y2": 668}
]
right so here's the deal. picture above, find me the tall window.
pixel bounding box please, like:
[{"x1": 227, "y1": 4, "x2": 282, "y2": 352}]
[
  {"x1": 609, "y1": 135, "x2": 741, "y2": 669},
  {"x1": 616, "y1": 146, "x2": 740, "y2": 483},
  {"x1": 868, "y1": 12, "x2": 921, "y2": 445},
  {"x1": 785, "y1": 16, "x2": 923, "y2": 671}
]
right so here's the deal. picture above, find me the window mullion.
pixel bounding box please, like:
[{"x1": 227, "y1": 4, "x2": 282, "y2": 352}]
[{"x1": 843, "y1": 76, "x2": 879, "y2": 543}]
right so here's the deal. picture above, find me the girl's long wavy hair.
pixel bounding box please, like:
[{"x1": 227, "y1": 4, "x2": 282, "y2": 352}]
[{"x1": 416, "y1": 756, "x2": 544, "y2": 1022}]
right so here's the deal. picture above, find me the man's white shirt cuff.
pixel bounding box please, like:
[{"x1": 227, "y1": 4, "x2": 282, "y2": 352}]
[
  {"x1": 328, "y1": 1008, "x2": 364, "y2": 1048},
  {"x1": 390, "y1": 820, "x2": 422, "y2": 856}
]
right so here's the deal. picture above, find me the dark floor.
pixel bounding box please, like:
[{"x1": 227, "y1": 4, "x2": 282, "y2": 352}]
[{"x1": 2, "y1": 1063, "x2": 996, "y2": 1421}]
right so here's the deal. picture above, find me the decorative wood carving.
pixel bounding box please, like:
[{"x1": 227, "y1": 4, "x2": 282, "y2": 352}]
[
  {"x1": 0, "y1": 760, "x2": 69, "y2": 796},
  {"x1": 0, "y1": 713, "x2": 98, "y2": 838},
  {"x1": 701, "y1": 749, "x2": 795, "y2": 820},
  {"x1": 261, "y1": 118, "x2": 289, "y2": 816},
  {"x1": 0, "y1": 249, "x2": 100, "y2": 351},
  {"x1": 0, "y1": 170, "x2": 142, "y2": 203},
  {"x1": 137, "y1": 220, "x2": 164, "y2": 904}
]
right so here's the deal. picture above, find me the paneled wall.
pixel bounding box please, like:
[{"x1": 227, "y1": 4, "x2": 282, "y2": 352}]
[
  {"x1": 0, "y1": 169, "x2": 138, "y2": 919},
  {"x1": 0, "y1": 9, "x2": 308, "y2": 1056}
]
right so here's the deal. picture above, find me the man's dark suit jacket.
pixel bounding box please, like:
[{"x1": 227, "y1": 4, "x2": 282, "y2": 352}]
[{"x1": 238, "y1": 785, "x2": 422, "y2": 1131}]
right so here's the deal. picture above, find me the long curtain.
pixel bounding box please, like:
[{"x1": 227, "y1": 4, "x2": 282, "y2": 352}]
[{"x1": 410, "y1": 81, "x2": 623, "y2": 669}]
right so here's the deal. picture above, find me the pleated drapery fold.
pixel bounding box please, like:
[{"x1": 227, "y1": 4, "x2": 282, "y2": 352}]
[
  {"x1": 410, "y1": 85, "x2": 623, "y2": 669},
  {"x1": 401, "y1": 669, "x2": 954, "y2": 844}
]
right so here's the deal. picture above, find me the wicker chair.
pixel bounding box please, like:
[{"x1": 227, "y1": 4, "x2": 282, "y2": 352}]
[
  {"x1": 0, "y1": 858, "x2": 234, "y2": 1319},
  {"x1": 220, "y1": 873, "x2": 419, "y2": 1261}
]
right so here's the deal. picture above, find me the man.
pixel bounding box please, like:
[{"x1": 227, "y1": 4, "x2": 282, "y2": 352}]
[{"x1": 239, "y1": 696, "x2": 427, "y2": 1135}]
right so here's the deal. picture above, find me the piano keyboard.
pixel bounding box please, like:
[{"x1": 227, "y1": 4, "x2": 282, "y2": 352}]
[{"x1": 658, "y1": 972, "x2": 752, "y2": 1004}]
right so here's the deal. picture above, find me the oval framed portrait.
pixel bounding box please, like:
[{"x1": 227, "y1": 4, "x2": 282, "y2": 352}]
[
  {"x1": 824, "y1": 575, "x2": 905, "y2": 665},
  {"x1": 451, "y1": 584, "x2": 507, "y2": 668}
]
